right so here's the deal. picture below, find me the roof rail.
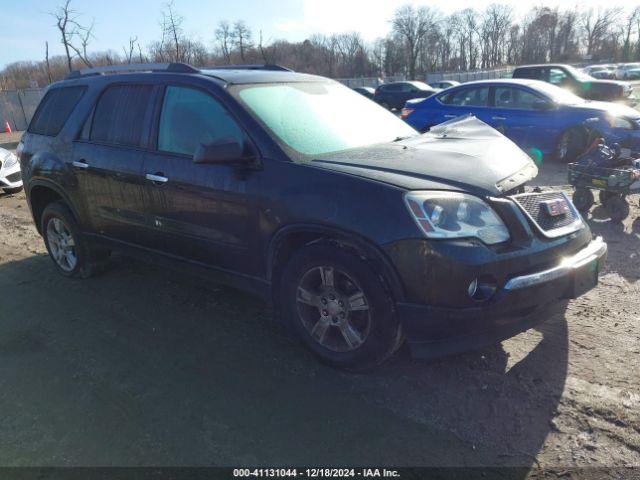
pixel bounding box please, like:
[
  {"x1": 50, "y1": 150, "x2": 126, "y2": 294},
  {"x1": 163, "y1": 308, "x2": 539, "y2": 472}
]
[
  {"x1": 65, "y1": 62, "x2": 199, "y2": 80},
  {"x1": 205, "y1": 64, "x2": 293, "y2": 72}
]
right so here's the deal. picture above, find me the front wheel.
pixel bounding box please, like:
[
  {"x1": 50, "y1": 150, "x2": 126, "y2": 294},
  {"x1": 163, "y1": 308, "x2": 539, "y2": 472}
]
[{"x1": 280, "y1": 243, "x2": 402, "y2": 370}]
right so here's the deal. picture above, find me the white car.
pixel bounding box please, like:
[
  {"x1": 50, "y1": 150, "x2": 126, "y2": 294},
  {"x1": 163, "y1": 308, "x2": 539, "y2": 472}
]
[
  {"x1": 0, "y1": 147, "x2": 23, "y2": 194},
  {"x1": 615, "y1": 63, "x2": 640, "y2": 80}
]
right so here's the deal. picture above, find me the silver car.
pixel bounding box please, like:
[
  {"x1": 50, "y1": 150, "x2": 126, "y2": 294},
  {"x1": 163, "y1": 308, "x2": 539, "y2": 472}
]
[{"x1": 0, "y1": 147, "x2": 23, "y2": 193}]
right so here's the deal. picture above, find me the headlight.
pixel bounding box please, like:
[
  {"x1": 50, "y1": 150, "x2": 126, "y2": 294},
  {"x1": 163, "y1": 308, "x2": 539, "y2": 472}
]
[
  {"x1": 609, "y1": 117, "x2": 634, "y2": 130},
  {"x1": 2, "y1": 152, "x2": 18, "y2": 169},
  {"x1": 405, "y1": 191, "x2": 510, "y2": 245}
]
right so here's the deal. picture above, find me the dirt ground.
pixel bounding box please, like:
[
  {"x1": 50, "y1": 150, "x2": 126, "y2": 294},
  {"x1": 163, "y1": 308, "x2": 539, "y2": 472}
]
[{"x1": 0, "y1": 133, "x2": 638, "y2": 473}]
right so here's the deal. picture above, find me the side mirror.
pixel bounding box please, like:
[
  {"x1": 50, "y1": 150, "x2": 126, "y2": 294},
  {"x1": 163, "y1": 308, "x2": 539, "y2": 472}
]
[
  {"x1": 533, "y1": 99, "x2": 554, "y2": 111},
  {"x1": 193, "y1": 137, "x2": 248, "y2": 165}
]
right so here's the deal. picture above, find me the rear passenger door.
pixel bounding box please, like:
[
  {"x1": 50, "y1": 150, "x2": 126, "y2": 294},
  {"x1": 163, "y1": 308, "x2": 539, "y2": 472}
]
[
  {"x1": 141, "y1": 84, "x2": 257, "y2": 274},
  {"x1": 72, "y1": 83, "x2": 157, "y2": 243},
  {"x1": 437, "y1": 86, "x2": 491, "y2": 124}
]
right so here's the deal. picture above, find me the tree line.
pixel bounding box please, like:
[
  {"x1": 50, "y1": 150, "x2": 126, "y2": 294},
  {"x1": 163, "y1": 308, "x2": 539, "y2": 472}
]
[{"x1": 1, "y1": 0, "x2": 640, "y2": 90}]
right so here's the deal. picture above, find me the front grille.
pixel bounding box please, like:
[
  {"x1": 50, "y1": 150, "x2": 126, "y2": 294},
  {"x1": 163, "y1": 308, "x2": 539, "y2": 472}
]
[
  {"x1": 6, "y1": 171, "x2": 21, "y2": 183},
  {"x1": 510, "y1": 191, "x2": 582, "y2": 238}
]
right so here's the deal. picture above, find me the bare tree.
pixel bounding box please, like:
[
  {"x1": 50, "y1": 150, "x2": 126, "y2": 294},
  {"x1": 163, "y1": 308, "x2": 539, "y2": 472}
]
[
  {"x1": 45, "y1": 42, "x2": 53, "y2": 83},
  {"x1": 123, "y1": 36, "x2": 139, "y2": 63},
  {"x1": 161, "y1": 1, "x2": 184, "y2": 62},
  {"x1": 391, "y1": 5, "x2": 439, "y2": 79},
  {"x1": 582, "y1": 7, "x2": 622, "y2": 56},
  {"x1": 232, "y1": 20, "x2": 252, "y2": 61},
  {"x1": 52, "y1": 0, "x2": 75, "y2": 71},
  {"x1": 215, "y1": 20, "x2": 233, "y2": 63}
]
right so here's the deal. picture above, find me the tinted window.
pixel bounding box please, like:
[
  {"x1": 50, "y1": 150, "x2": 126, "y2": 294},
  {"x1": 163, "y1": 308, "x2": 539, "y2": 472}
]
[
  {"x1": 28, "y1": 87, "x2": 85, "y2": 136},
  {"x1": 441, "y1": 87, "x2": 489, "y2": 107},
  {"x1": 384, "y1": 84, "x2": 402, "y2": 92},
  {"x1": 158, "y1": 86, "x2": 244, "y2": 156},
  {"x1": 494, "y1": 87, "x2": 542, "y2": 109},
  {"x1": 91, "y1": 85, "x2": 153, "y2": 147},
  {"x1": 513, "y1": 68, "x2": 538, "y2": 80}
]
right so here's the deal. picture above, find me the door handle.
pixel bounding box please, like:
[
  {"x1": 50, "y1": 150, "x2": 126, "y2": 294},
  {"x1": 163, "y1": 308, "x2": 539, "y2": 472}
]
[
  {"x1": 72, "y1": 160, "x2": 89, "y2": 169},
  {"x1": 492, "y1": 116, "x2": 506, "y2": 121},
  {"x1": 145, "y1": 173, "x2": 169, "y2": 184}
]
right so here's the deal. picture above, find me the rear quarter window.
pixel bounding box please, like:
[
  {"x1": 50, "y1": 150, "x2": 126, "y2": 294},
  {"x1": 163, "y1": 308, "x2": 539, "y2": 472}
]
[
  {"x1": 513, "y1": 68, "x2": 538, "y2": 80},
  {"x1": 28, "y1": 86, "x2": 86, "y2": 136}
]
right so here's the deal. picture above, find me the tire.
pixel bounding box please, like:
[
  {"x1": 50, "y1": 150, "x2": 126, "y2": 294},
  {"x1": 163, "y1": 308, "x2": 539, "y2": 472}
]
[
  {"x1": 556, "y1": 127, "x2": 586, "y2": 163},
  {"x1": 279, "y1": 243, "x2": 401, "y2": 370},
  {"x1": 599, "y1": 190, "x2": 621, "y2": 207},
  {"x1": 41, "y1": 201, "x2": 109, "y2": 278},
  {"x1": 3, "y1": 186, "x2": 23, "y2": 194},
  {"x1": 572, "y1": 188, "x2": 594, "y2": 214},
  {"x1": 605, "y1": 196, "x2": 629, "y2": 223}
]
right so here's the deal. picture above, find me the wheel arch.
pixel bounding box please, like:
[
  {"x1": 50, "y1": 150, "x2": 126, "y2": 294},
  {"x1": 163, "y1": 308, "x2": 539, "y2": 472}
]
[
  {"x1": 27, "y1": 180, "x2": 81, "y2": 235},
  {"x1": 267, "y1": 224, "x2": 406, "y2": 306}
]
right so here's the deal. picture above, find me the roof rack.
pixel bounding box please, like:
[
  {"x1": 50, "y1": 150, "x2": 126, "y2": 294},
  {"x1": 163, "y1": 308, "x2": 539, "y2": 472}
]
[
  {"x1": 205, "y1": 64, "x2": 293, "y2": 72},
  {"x1": 65, "y1": 62, "x2": 199, "y2": 80}
]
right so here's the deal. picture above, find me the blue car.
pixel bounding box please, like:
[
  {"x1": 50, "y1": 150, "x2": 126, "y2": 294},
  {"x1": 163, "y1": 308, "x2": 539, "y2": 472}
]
[{"x1": 401, "y1": 79, "x2": 640, "y2": 162}]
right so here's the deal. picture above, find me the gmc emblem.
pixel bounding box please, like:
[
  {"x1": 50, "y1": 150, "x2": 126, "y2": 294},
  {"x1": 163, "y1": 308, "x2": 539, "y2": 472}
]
[{"x1": 541, "y1": 198, "x2": 570, "y2": 217}]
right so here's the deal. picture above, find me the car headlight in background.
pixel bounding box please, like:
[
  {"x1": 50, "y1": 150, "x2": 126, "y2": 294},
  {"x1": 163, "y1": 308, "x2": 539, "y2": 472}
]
[
  {"x1": 405, "y1": 191, "x2": 510, "y2": 245},
  {"x1": 2, "y1": 151, "x2": 18, "y2": 169}
]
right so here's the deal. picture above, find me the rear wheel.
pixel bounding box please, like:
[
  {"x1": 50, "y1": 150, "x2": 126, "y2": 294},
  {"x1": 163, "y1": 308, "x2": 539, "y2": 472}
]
[
  {"x1": 572, "y1": 188, "x2": 594, "y2": 214},
  {"x1": 605, "y1": 196, "x2": 629, "y2": 223},
  {"x1": 41, "y1": 201, "x2": 109, "y2": 278},
  {"x1": 599, "y1": 190, "x2": 621, "y2": 207},
  {"x1": 280, "y1": 243, "x2": 401, "y2": 370},
  {"x1": 556, "y1": 127, "x2": 586, "y2": 163}
]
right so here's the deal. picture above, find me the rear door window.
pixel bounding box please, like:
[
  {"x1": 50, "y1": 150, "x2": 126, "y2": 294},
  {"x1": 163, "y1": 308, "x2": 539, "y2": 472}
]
[
  {"x1": 90, "y1": 85, "x2": 154, "y2": 147},
  {"x1": 157, "y1": 86, "x2": 244, "y2": 156},
  {"x1": 441, "y1": 87, "x2": 489, "y2": 107},
  {"x1": 28, "y1": 86, "x2": 86, "y2": 136},
  {"x1": 494, "y1": 87, "x2": 542, "y2": 109}
]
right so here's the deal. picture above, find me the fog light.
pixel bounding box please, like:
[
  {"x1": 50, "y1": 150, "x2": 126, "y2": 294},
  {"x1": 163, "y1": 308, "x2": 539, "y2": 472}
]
[{"x1": 468, "y1": 278, "x2": 478, "y2": 298}]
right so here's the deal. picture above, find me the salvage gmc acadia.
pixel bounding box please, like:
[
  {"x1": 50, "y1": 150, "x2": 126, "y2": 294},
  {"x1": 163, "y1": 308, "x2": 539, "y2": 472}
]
[{"x1": 18, "y1": 63, "x2": 607, "y2": 369}]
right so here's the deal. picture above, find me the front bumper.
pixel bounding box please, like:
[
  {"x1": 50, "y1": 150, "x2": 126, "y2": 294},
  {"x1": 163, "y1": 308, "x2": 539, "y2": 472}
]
[
  {"x1": 397, "y1": 237, "x2": 607, "y2": 359},
  {"x1": 0, "y1": 160, "x2": 23, "y2": 189}
]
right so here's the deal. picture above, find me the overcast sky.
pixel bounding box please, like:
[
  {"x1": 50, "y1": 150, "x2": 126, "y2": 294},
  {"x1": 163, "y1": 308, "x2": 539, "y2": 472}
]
[{"x1": 0, "y1": 0, "x2": 634, "y2": 68}]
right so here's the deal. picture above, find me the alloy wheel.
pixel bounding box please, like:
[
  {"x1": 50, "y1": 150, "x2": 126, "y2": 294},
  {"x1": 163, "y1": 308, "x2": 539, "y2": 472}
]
[
  {"x1": 46, "y1": 217, "x2": 78, "y2": 272},
  {"x1": 295, "y1": 265, "x2": 371, "y2": 352}
]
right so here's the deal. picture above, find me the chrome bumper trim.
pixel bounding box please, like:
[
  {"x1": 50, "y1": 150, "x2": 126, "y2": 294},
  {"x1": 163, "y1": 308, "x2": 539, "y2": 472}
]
[{"x1": 504, "y1": 237, "x2": 607, "y2": 290}]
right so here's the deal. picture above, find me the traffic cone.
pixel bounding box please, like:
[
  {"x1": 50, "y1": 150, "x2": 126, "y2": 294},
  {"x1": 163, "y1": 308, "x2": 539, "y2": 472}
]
[{"x1": 3, "y1": 121, "x2": 11, "y2": 134}]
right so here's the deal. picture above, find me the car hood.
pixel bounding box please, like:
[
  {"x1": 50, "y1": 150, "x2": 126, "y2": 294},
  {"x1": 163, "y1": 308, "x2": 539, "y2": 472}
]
[
  {"x1": 570, "y1": 100, "x2": 640, "y2": 119},
  {"x1": 310, "y1": 116, "x2": 538, "y2": 196}
]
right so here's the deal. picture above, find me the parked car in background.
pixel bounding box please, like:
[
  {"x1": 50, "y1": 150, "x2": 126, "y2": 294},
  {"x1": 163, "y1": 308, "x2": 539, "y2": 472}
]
[
  {"x1": 429, "y1": 80, "x2": 460, "y2": 90},
  {"x1": 0, "y1": 146, "x2": 22, "y2": 194},
  {"x1": 615, "y1": 63, "x2": 640, "y2": 80},
  {"x1": 582, "y1": 65, "x2": 616, "y2": 79},
  {"x1": 513, "y1": 64, "x2": 633, "y2": 102},
  {"x1": 352, "y1": 86, "x2": 375, "y2": 99},
  {"x1": 19, "y1": 63, "x2": 606, "y2": 369},
  {"x1": 373, "y1": 81, "x2": 437, "y2": 110},
  {"x1": 401, "y1": 79, "x2": 640, "y2": 162}
]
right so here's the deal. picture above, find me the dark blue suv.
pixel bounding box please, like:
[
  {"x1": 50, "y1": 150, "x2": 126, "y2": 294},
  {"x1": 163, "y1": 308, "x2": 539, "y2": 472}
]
[
  {"x1": 373, "y1": 81, "x2": 438, "y2": 110},
  {"x1": 19, "y1": 63, "x2": 606, "y2": 369}
]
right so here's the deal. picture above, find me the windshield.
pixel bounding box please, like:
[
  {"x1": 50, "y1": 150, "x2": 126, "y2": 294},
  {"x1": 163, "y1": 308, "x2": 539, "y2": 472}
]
[
  {"x1": 533, "y1": 81, "x2": 585, "y2": 105},
  {"x1": 564, "y1": 65, "x2": 593, "y2": 82},
  {"x1": 233, "y1": 82, "x2": 417, "y2": 157}
]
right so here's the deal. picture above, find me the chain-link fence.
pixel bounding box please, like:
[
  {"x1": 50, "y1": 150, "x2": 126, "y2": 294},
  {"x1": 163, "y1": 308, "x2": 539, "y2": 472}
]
[{"x1": 0, "y1": 88, "x2": 45, "y2": 132}]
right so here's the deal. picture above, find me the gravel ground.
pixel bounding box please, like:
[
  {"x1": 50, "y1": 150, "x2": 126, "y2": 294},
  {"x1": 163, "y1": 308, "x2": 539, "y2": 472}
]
[{"x1": 0, "y1": 132, "x2": 638, "y2": 473}]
